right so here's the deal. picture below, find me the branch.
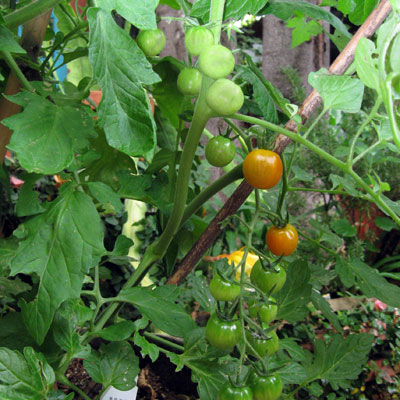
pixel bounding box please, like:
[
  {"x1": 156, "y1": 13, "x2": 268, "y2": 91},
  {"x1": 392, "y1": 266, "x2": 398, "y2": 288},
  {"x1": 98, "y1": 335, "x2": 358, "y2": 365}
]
[{"x1": 166, "y1": 0, "x2": 392, "y2": 286}]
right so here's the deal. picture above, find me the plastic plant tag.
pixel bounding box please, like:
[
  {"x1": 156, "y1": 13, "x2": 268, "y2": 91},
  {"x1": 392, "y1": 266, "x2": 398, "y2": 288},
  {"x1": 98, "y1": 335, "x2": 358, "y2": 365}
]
[{"x1": 100, "y1": 379, "x2": 138, "y2": 400}]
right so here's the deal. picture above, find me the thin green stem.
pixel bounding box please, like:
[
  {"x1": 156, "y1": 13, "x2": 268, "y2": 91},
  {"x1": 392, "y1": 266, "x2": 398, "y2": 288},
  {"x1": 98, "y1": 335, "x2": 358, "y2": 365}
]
[
  {"x1": 224, "y1": 118, "x2": 250, "y2": 151},
  {"x1": 346, "y1": 99, "x2": 381, "y2": 166},
  {"x1": 288, "y1": 187, "x2": 357, "y2": 197},
  {"x1": 4, "y1": 0, "x2": 62, "y2": 29},
  {"x1": 57, "y1": 375, "x2": 92, "y2": 400},
  {"x1": 303, "y1": 108, "x2": 326, "y2": 140},
  {"x1": 352, "y1": 140, "x2": 382, "y2": 165},
  {"x1": 180, "y1": 163, "x2": 243, "y2": 227},
  {"x1": 143, "y1": 332, "x2": 184, "y2": 352},
  {"x1": 209, "y1": 0, "x2": 226, "y2": 43},
  {"x1": 0, "y1": 51, "x2": 35, "y2": 92},
  {"x1": 297, "y1": 229, "x2": 337, "y2": 256}
]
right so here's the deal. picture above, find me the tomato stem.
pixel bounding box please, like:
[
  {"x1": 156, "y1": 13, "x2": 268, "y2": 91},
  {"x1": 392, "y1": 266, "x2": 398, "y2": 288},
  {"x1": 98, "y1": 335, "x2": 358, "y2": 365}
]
[{"x1": 209, "y1": 0, "x2": 226, "y2": 44}]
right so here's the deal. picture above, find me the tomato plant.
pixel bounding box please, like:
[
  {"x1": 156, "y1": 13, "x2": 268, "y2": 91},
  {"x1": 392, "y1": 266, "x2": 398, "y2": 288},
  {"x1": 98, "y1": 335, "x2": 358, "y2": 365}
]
[
  {"x1": 217, "y1": 383, "x2": 253, "y2": 400},
  {"x1": 205, "y1": 136, "x2": 236, "y2": 167},
  {"x1": 136, "y1": 28, "x2": 166, "y2": 56},
  {"x1": 206, "y1": 314, "x2": 242, "y2": 350},
  {"x1": 209, "y1": 272, "x2": 240, "y2": 301},
  {"x1": 248, "y1": 372, "x2": 283, "y2": 400},
  {"x1": 185, "y1": 26, "x2": 214, "y2": 56},
  {"x1": 177, "y1": 68, "x2": 203, "y2": 96},
  {"x1": 248, "y1": 299, "x2": 278, "y2": 323},
  {"x1": 242, "y1": 150, "x2": 283, "y2": 189},
  {"x1": 266, "y1": 224, "x2": 298, "y2": 256},
  {"x1": 250, "y1": 262, "x2": 286, "y2": 294},
  {"x1": 198, "y1": 44, "x2": 235, "y2": 79},
  {"x1": 206, "y1": 79, "x2": 244, "y2": 116}
]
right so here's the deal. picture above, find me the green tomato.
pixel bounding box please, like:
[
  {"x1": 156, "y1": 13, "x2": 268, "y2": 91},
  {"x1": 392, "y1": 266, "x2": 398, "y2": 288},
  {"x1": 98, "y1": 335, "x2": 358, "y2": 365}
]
[
  {"x1": 177, "y1": 68, "x2": 203, "y2": 96},
  {"x1": 206, "y1": 314, "x2": 242, "y2": 350},
  {"x1": 205, "y1": 136, "x2": 236, "y2": 167},
  {"x1": 199, "y1": 44, "x2": 235, "y2": 79},
  {"x1": 246, "y1": 330, "x2": 279, "y2": 358},
  {"x1": 136, "y1": 28, "x2": 166, "y2": 56},
  {"x1": 250, "y1": 261, "x2": 286, "y2": 294},
  {"x1": 218, "y1": 383, "x2": 253, "y2": 400},
  {"x1": 210, "y1": 273, "x2": 240, "y2": 301},
  {"x1": 206, "y1": 79, "x2": 244, "y2": 116},
  {"x1": 248, "y1": 299, "x2": 278, "y2": 323},
  {"x1": 185, "y1": 26, "x2": 214, "y2": 56},
  {"x1": 248, "y1": 371, "x2": 283, "y2": 400}
]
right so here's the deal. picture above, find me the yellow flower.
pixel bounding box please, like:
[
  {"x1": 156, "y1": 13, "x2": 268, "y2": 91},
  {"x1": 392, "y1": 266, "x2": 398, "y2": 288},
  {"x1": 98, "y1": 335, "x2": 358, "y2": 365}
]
[{"x1": 219, "y1": 249, "x2": 259, "y2": 279}]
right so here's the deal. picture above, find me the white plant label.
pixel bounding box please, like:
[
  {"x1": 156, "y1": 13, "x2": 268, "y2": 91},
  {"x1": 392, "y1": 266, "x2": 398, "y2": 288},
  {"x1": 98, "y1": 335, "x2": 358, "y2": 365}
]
[{"x1": 100, "y1": 384, "x2": 138, "y2": 400}]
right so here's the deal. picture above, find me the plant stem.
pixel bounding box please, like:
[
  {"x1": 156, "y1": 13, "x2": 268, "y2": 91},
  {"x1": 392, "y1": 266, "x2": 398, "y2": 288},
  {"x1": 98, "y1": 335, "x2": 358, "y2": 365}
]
[
  {"x1": 210, "y1": 0, "x2": 225, "y2": 43},
  {"x1": 352, "y1": 139, "x2": 382, "y2": 165},
  {"x1": 297, "y1": 229, "x2": 338, "y2": 256},
  {"x1": 57, "y1": 375, "x2": 92, "y2": 400},
  {"x1": 0, "y1": 51, "x2": 35, "y2": 92},
  {"x1": 288, "y1": 187, "x2": 357, "y2": 197},
  {"x1": 180, "y1": 163, "x2": 243, "y2": 227},
  {"x1": 4, "y1": 0, "x2": 62, "y2": 29},
  {"x1": 302, "y1": 108, "x2": 326, "y2": 140},
  {"x1": 143, "y1": 332, "x2": 184, "y2": 352},
  {"x1": 346, "y1": 99, "x2": 381, "y2": 166},
  {"x1": 224, "y1": 118, "x2": 250, "y2": 151}
]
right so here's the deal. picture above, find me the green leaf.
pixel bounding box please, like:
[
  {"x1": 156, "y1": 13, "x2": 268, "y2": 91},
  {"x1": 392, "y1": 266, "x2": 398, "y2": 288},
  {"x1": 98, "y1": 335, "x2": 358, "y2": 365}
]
[
  {"x1": 133, "y1": 331, "x2": 160, "y2": 362},
  {"x1": 291, "y1": 165, "x2": 314, "y2": 182},
  {"x1": 311, "y1": 289, "x2": 342, "y2": 332},
  {"x1": 277, "y1": 260, "x2": 312, "y2": 323},
  {"x1": 304, "y1": 334, "x2": 373, "y2": 390},
  {"x1": 390, "y1": 33, "x2": 400, "y2": 73},
  {"x1": 160, "y1": 0, "x2": 181, "y2": 9},
  {"x1": 10, "y1": 184, "x2": 105, "y2": 344},
  {"x1": 286, "y1": 12, "x2": 323, "y2": 48},
  {"x1": 98, "y1": 321, "x2": 136, "y2": 341},
  {"x1": 191, "y1": 0, "x2": 268, "y2": 21},
  {"x1": 349, "y1": 258, "x2": 400, "y2": 308},
  {"x1": 118, "y1": 286, "x2": 197, "y2": 337},
  {"x1": 3, "y1": 93, "x2": 95, "y2": 174},
  {"x1": 0, "y1": 313, "x2": 36, "y2": 352},
  {"x1": 48, "y1": 391, "x2": 74, "y2": 400},
  {"x1": 374, "y1": 216, "x2": 397, "y2": 231},
  {"x1": 308, "y1": 69, "x2": 364, "y2": 112},
  {"x1": 354, "y1": 38, "x2": 379, "y2": 91},
  {"x1": 87, "y1": 181, "x2": 123, "y2": 213},
  {"x1": 0, "y1": 237, "x2": 18, "y2": 273},
  {"x1": 260, "y1": 0, "x2": 351, "y2": 38},
  {"x1": 16, "y1": 174, "x2": 45, "y2": 217},
  {"x1": 0, "y1": 277, "x2": 31, "y2": 299},
  {"x1": 97, "y1": 0, "x2": 158, "y2": 29},
  {"x1": 329, "y1": 174, "x2": 361, "y2": 196},
  {"x1": 349, "y1": 0, "x2": 378, "y2": 25},
  {"x1": 330, "y1": 218, "x2": 356, "y2": 237},
  {"x1": 110, "y1": 235, "x2": 134, "y2": 257},
  {"x1": 337, "y1": 0, "x2": 355, "y2": 15},
  {"x1": 83, "y1": 341, "x2": 139, "y2": 391},
  {"x1": 0, "y1": 25, "x2": 25, "y2": 53},
  {"x1": 88, "y1": 8, "x2": 159, "y2": 159},
  {"x1": 0, "y1": 347, "x2": 54, "y2": 400},
  {"x1": 335, "y1": 257, "x2": 356, "y2": 288}
]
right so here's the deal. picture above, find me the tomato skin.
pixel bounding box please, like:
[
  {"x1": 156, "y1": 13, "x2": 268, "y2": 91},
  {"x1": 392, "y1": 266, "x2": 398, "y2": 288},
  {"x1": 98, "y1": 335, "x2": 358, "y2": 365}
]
[
  {"x1": 206, "y1": 79, "x2": 244, "y2": 116},
  {"x1": 248, "y1": 300, "x2": 278, "y2": 323},
  {"x1": 248, "y1": 372, "x2": 283, "y2": 400},
  {"x1": 177, "y1": 68, "x2": 203, "y2": 96},
  {"x1": 199, "y1": 45, "x2": 235, "y2": 79},
  {"x1": 242, "y1": 150, "x2": 283, "y2": 190},
  {"x1": 185, "y1": 26, "x2": 214, "y2": 56},
  {"x1": 206, "y1": 314, "x2": 242, "y2": 350},
  {"x1": 205, "y1": 136, "x2": 236, "y2": 167},
  {"x1": 136, "y1": 28, "x2": 166, "y2": 56},
  {"x1": 250, "y1": 261, "x2": 286, "y2": 294},
  {"x1": 217, "y1": 383, "x2": 253, "y2": 400},
  {"x1": 210, "y1": 273, "x2": 240, "y2": 301},
  {"x1": 266, "y1": 224, "x2": 298, "y2": 256}
]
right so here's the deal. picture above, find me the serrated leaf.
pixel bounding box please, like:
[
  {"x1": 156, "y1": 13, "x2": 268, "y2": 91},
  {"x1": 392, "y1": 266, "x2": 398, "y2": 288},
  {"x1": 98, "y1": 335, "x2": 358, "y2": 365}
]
[
  {"x1": 374, "y1": 216, "x2": 397, "y2": 231},
  {"x1": 87, "y1": 181, "x2": 123, "y2": 213},
  {"x1": 133, "y1": 331, "x2": 160, "y2": 362},
  {"x1": 98, "y1": 321, "x2": 136, "y2": 341},
  {"x1": 16, "y1": 174, "x2": 45, "y2": 217},
  {"x1": 110, "y1": 235, "x2": 134, "y2": 257},
  {"x1": 311, "y1": 289, "x2": 342, "y2": 332},
  {"x1": 84, "y1": 341, "x2": 139, "y2": 391},
  {"x1": 0, "y1": 277, "x2": 31, "y2": 298},
  {"x1": 0, "y1": 25, "x2": 25, "y2": 53},
  {"x1": 331, "y1": 218, "x2": 357, "y2": 237},
  {"x1": 309, "y1": 69, "x2": 364, "y2": 112},
  {"x1": 335, "y1": 257, "x2": 356, "y2": 288},
  {"x1": 97, "y1": 0, "x2": 158, "y2": 30},
  {"x1": 88, "y1": 8, "x2": 159, "y2": 159},
  {"x1": 0, "y1": 313, "x2": 36, "y2": 352},
  {"x1": 0, "y1": 347, "x2": 54, "y2": 400},
  {"x1": 287, "y1": 12, "x2": 323, "y2": 48},
  {"x1": 277, "y1": 260, "x2": 312, "y2": 323},
  {"x1": 0, "y1": 238, "x2": 18, "y2": 273},
  {"x1": 349, "y1": 0, "x2": 378, "y2": 25},
  {"x1": 330, "y1": 174, "x2": 360, "y2": 196},
  {"x1": 10, "y1": 184, "x2": 105, "y2": 344},
  {"x1": 118, "y1": 286, "x2": 196, "y2": 338},
  {"x1": 4, "y1": 93, "x2": 95, "y2": 174},
  {"x1": 354, "y1": 38, "x2": 379, "y2": 91}
]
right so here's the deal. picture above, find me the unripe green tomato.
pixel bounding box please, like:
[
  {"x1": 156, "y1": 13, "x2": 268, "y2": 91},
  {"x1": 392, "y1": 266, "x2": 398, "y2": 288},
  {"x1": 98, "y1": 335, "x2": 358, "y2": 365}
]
[
  {"x1": 199, "y1": 44, "x2": 235, "y2": 79},
  {"x1": 246, "y1": 330, "x2": 279, "y2": 358},
  {"x1": 248, "y1": 300, "x2": 278, "y2": 323},
  {"x1": 136, "y1": 28, "x2": 166, "y2": 56},
  {"x1": 185, "y1": 26, "x2": 214, "y2": 56},
  {"x1": 210, "y1": 273, "x2": 240, "y2": 301},
  {"x1": 177, "y1": 68, "x2": 203, "y2": 96},
  {"x1": 248, "y1": 371, "x2": 283, "y2": 400},
  {"x1": 217, "y1": 383, "x2": 253, "y2": 400},
  {"x1": 206, "y1": 314, "x2": 242, "y2": 350},
  {"x1": 206, "y1": 79, "x2": 244, "y2": 116},
  {"x1": 250, "y1": 262, "x2": 286, "y2": 295},
  {"x1": 205, "y1": 136, "x2": 236, "y2": 167}
]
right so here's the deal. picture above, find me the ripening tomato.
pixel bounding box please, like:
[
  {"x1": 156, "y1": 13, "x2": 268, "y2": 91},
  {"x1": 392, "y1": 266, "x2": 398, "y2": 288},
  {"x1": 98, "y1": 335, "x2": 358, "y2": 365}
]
[
  {"x1": 243, "y1": 150, "x2": 283, "y2": 190},
  {"x1": 266, "y1": 224, "x2": 298, "y2": 256},
  {"x1": 205, "y1": 79, "x2": 244, "y2": 116}
]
